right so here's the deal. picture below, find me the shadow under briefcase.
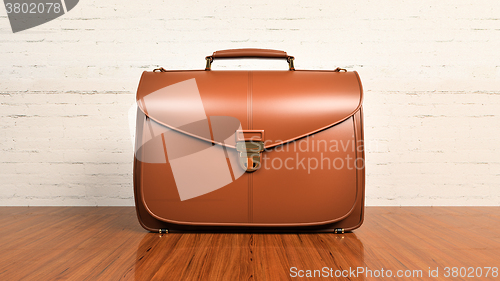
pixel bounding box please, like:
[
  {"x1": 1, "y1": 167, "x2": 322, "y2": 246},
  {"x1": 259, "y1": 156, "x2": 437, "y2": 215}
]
[{"x1": 133, "y1": 49, "x2": 365, "y2": 233}]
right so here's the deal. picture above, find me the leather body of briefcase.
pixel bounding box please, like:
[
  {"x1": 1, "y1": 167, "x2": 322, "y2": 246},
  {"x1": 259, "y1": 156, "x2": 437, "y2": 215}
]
[{"x1": 133, "y1": 49, "x2": 365, "y2": 233}]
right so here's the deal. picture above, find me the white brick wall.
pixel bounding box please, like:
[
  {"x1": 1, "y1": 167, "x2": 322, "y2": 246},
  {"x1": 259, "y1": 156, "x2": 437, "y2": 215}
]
[{"x1": 0, "y1": 0, "x2": 499, "y2": 206}]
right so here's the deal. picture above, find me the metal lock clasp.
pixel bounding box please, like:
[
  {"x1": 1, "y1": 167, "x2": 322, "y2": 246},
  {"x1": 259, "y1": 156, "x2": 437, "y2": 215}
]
[
  {"x1": 236, "y1": 140, "x2": 264, "y2": 172},
  {"x1": 235, "y1": 130, "x2": 265, "y2": 173}
]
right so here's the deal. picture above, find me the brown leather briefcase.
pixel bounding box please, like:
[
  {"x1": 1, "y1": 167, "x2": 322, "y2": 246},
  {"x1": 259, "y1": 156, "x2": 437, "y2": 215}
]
[{"x1": 133, "y1": 49, "x2": 365, "y2": 233}]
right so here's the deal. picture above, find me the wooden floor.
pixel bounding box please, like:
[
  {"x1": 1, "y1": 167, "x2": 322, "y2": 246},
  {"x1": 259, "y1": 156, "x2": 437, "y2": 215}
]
[{"x1": 0, "y1": 207, "x2": 498, "y2": 280}]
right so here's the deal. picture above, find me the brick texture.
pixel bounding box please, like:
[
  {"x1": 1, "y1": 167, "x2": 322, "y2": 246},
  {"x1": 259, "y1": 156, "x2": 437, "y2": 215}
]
[{"x1": 0, "y1": 0, "x2": 499, "y2": 205}]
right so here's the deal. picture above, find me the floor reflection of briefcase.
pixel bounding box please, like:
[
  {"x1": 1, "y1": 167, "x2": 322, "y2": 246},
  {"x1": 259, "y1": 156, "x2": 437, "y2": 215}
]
[{"x1": 133, "y1": 49, "x2": 365, "y2": 233}]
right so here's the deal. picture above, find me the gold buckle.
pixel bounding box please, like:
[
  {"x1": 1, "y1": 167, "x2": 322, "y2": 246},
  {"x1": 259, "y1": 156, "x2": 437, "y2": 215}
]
[
  {"x1": 205, "y1": 56, "x2": 213, "y2": 71},
  {"x1": 287, "y1": 56, "x2": 295, "y2": 71},
  {"x1": 236, "y1": 141, "x2": 264, "y2": 172}
]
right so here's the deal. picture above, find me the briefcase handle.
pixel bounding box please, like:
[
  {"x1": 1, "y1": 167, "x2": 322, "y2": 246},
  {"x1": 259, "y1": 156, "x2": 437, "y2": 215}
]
[{"x1": 205, "y1": 48, "x2": 295, "y2": 71}]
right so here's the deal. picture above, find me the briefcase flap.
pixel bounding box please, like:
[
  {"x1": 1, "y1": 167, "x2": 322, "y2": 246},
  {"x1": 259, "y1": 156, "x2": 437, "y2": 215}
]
[{"x1": 136, "y1": 70, "x2": 362, "y2": 148}]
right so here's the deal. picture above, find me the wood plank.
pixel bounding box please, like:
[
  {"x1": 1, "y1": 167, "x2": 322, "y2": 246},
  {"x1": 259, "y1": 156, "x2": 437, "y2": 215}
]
[{"x1": 0, "y1": 207, "x2": 498, "y2": 280}]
